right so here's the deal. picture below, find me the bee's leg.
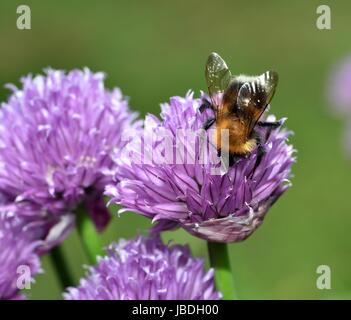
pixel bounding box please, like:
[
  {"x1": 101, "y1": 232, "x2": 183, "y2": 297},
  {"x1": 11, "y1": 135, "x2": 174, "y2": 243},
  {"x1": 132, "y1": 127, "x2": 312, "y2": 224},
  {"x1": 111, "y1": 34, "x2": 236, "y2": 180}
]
[
  {"x1": 257, "y1": 119, "x2": 283, "y2": 129},
  {"x1": 202, "y1": 118, "x2": 216, "y2": 131},
  {"x1": 218, "y1": 149, "x2": 241, "y2": 167},
  {"x1": 229, "y1": 153, "x2": 242, "y2": 167},
  {"x1": 257, "y1": 120, "x2": 283, "y2": 140},
  {"x1": 251, "y1": 136, "x2": 265, "y2": 177},
  {"x1": 199, "y1": 99, "x2": 212, "y2": 113},
  {"x1": 255, "y1": 144, "x2": 265, "y2": 169},
  {"x1": 217, "y1": 148, "x2": 241, "y2": 166}
]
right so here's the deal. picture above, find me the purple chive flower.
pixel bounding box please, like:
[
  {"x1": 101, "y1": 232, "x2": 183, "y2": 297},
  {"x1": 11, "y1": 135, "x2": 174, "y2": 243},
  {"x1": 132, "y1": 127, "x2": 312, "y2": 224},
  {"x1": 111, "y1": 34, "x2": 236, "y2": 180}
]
[
  {"x1": 106, "y1": 92, "x2": 295, "y2": 243},
  {"x1": 0, "y1": 68, "x2": 141, "y2": 239},
  {"x1": 0, "y1": 208, "x2": 42, "y2": 300},
  {"x1": 64, "y1": 236, "x2": 221, "y2": 300},
  {"x1": 1, "y1": 202, "x2": 75, "y2": 254},
  {"x1": 328, "y1": 56, "x2": 351, "y2": 116}
]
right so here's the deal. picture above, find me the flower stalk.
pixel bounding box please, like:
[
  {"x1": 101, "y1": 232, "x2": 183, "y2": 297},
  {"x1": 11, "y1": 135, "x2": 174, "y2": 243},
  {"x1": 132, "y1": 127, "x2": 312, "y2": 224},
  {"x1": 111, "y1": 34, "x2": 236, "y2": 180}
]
[
  {"x1": 49, "y1": 245, "x2": 74, "y2": 290},
  {"x1": 76, "y1": 204, "x2": 104, "y2": 265},
  {"x1": 207, "y1": 241, "x2": 235, "y2": 300}
]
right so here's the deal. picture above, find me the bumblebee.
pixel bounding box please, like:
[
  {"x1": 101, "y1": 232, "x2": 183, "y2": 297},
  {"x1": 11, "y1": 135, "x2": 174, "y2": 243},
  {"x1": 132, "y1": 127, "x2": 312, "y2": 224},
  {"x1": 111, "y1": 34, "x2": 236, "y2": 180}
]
[{"x1": 200, "y1": 52, "x2": 282, "y2": 168}]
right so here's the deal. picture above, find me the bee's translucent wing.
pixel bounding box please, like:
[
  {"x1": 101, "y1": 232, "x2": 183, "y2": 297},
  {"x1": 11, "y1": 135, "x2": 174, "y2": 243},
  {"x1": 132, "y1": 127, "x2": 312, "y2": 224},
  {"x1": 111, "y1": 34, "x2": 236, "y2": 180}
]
[
  {"x1": 236, "y1": 82, "x2": 252, "y2": 109},
  {"x1": 236, "y1": 82, "x2": 254, "y2": 135},
  {"x1": 205, "y1": 52, "x2": 232, "y2": 110},
  {"x1": 237, "y1": 71, "x2": 279, "y2": 135},
  {"x1": 258, "y1": 71, "x2": 279, "y2": 106}
]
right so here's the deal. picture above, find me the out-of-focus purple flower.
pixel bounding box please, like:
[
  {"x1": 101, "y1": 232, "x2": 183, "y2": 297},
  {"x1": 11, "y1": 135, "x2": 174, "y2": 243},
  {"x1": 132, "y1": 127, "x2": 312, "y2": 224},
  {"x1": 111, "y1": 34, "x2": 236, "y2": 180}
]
[
  {"x1": 106, "y1": 92, "x2": 295, "y2": 243},
  {"x1": 0, "y1": 208, "x2": 42, "y2": 300},
  {"x1": 0, "y1": 199, "x2": 74, "y2": 254},
  {"x1": 64, "y1": 236, "x2": 221, "y2": 300},
  {"x1": 0, "y1": 69, "x2": 141, "y2": 239},
  {"x1": 328, "y1": 56, "x2": 351, "y2": 116}
]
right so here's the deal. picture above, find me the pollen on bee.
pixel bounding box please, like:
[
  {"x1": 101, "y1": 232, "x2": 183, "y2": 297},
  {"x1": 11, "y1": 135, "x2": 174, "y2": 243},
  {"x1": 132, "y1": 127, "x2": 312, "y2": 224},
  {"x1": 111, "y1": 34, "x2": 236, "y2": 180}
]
[{"x1": 242, "y1": 139, "x2": 257, "y2": 153}]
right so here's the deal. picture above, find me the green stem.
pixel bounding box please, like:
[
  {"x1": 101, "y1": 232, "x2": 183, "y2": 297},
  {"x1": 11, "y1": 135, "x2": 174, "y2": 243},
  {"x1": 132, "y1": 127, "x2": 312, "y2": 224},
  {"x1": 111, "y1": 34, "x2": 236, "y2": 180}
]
[
  {"x1": 49, "y1": 245, "x2": 74, "y2": 290},
  {"x1": 207, "y1": 241, "x2": 236, "y2": 300},
  {"x1": 76, "y1": 204, "x2": 104, "y2": 265}
]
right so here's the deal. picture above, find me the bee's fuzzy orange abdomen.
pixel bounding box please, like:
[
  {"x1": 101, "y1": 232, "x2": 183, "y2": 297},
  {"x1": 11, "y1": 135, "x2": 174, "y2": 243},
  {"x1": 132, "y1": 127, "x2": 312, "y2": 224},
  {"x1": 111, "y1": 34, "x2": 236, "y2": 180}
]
[{"x1": 214, "y1": 116, "x2": 257, "y2": 156}]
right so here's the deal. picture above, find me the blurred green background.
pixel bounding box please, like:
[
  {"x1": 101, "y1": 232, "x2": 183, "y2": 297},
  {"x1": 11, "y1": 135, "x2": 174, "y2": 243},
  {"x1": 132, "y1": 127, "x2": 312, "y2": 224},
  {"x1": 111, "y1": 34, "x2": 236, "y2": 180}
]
[{"x1": 0, "y1": 0, "x2": 350, "y2": 300}]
